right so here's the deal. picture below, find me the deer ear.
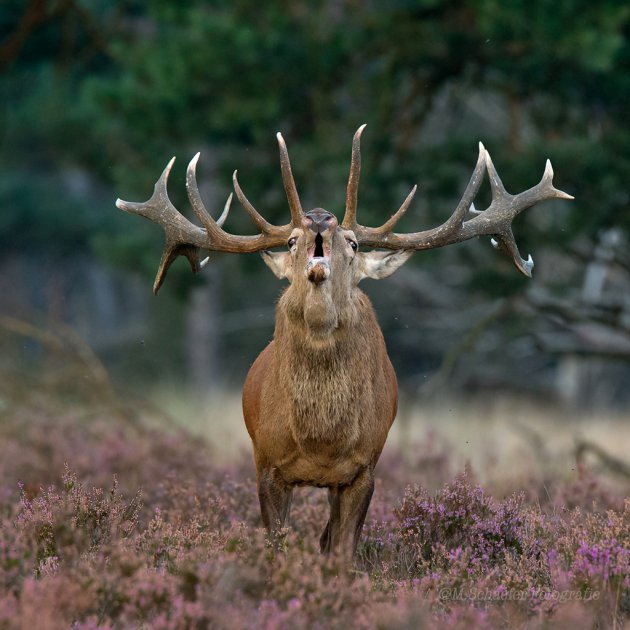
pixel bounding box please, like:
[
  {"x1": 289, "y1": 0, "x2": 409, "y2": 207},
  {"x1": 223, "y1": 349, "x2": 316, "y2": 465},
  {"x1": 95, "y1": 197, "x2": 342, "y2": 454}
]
[
  {"x1": 261, "y1": 251, "x2": 293, "y2": 280},
  {"x1": 356, "y1": 250, "x2": 413, "y2": 281}
]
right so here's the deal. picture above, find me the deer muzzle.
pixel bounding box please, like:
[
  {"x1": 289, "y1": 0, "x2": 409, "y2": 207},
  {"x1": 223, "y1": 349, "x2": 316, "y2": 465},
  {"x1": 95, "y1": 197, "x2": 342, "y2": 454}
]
[
  {"x1": 306, "y1": 232, "x2": 330, "y2": 284},
  {"x1": 303, "y1": 209, "x2": 336, "y2": 285},
  {"x1": 306, "y1": 256, "x2": 330, "y2": 285}
]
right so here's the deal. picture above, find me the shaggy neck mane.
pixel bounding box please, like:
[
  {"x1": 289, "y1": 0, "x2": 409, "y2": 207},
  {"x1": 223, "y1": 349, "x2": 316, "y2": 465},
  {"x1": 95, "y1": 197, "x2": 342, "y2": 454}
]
[{"x1": 273, "y1": 286, "x2": 381, "y2": 444}]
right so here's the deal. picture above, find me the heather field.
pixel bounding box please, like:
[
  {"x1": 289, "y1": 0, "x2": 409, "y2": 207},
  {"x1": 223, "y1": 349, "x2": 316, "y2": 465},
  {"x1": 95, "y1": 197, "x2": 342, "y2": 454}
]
[{"x1": 1, "y1": 393, "x2": 629, "y2": 630}]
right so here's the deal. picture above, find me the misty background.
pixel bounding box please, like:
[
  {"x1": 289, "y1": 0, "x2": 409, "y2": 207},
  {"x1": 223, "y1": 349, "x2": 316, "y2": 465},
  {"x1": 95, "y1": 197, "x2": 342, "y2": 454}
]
[{"x1": 1, "y1": 0, "x2": 630, "y2": 429}]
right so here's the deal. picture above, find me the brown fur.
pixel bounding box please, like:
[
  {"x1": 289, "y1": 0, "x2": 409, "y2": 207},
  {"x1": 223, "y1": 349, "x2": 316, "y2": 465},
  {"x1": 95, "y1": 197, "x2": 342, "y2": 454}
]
[{"x1": 242, "y1": 212, "x2": 410, "y2": 561}]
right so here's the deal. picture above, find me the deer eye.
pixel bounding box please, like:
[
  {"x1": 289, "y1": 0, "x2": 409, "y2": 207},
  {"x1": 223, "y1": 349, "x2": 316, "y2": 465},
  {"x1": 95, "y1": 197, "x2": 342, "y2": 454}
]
[
  {"x1": 347, "y1": 239, "x2": 358, "y2": 252},
  {"x1": 288, "y1": 237, "x2": 297, "y2": 248}
]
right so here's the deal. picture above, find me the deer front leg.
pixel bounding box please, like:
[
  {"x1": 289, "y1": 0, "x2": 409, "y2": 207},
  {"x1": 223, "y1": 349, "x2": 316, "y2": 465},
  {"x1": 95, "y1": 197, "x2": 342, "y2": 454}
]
[
  {"x1": 320, "y1": 487, "x2": 340, "y2": 554},
  {"x1": 324, "y1": 467, "x2": 374, "y2": 561},
  {"x1": 257, "y1": 467, "x2": 293, "y2": 534}
]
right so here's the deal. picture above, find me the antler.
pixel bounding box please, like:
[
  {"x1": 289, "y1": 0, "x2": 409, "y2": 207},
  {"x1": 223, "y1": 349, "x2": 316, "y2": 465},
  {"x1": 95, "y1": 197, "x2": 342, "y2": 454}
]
[
  {"x1": 116, "y1": 136, "x2": 305, "y2": 293},
  {"x1": 342, "y1": 127, "x2": 574, "y2": 277}
]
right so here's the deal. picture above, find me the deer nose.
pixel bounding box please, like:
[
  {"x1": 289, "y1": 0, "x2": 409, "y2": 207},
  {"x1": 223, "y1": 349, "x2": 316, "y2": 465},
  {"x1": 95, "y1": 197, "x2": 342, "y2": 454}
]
[{"x1": 303, "y1": 209, "x2": 337, "y2": 233}]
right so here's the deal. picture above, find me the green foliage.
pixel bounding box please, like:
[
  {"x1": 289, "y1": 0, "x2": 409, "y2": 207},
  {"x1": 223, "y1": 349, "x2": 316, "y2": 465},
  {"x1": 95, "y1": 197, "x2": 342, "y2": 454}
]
[{"x1": 2, "y1": 0, "x2": 630, "y2": 284}]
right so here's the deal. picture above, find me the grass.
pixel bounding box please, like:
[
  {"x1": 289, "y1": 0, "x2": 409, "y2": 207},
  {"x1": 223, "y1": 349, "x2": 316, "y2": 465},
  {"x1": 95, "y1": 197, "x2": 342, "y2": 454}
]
[{"x1": 0, "y1": 387, "x2": 628, "y2": 629}]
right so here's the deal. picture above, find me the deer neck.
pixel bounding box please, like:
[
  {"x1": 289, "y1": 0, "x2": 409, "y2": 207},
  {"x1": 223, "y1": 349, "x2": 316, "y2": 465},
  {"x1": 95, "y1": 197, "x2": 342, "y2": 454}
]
[
  {"x1": 277, "y1": 278, "x2": 359, "y2": 344},
  {"x1": 273, "y1": 283, "x2": 375, "y2": 445}
]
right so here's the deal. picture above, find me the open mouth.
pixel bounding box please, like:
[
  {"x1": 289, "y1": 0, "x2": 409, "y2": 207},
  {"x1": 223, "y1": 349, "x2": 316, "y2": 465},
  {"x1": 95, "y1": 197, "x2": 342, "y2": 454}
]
[
  {"x1": 305, "y1": 233, "x2": 331, "y2": 284},
  {"x1": 308, "y1": 233, "x2": 329, "y2": 261}
]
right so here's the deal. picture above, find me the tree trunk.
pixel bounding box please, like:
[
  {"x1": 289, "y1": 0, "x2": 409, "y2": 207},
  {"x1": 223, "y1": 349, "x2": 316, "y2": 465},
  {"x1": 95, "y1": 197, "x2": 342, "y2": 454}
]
[{"x1": 185, "y1": 268, "x2": 222, "y2": 397}]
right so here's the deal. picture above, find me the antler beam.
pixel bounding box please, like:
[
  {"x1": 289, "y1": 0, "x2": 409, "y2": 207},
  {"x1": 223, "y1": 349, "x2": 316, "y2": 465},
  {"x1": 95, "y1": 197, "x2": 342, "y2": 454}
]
[{"x1": 344, "y1": 129, "x2": 573, "y2": 277}]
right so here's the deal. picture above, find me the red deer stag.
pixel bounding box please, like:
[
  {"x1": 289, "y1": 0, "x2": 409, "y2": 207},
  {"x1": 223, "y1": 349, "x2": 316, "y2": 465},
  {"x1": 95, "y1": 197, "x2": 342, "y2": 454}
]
[{"x1": 116, "y1": 126, "x2": 572, "y2": 561}]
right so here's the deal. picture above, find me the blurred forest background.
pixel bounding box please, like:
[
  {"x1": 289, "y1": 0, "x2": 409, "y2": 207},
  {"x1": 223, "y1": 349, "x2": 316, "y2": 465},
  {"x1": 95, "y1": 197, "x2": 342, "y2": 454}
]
[{"x1": 1, "y1": 0, "x2": 630, "y2": 429}]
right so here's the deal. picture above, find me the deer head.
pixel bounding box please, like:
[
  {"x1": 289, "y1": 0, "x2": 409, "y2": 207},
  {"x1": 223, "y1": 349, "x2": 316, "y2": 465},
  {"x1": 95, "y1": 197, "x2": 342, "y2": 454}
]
[{"x1": 261, "y1": 206, "x2": 413, "y2": 339}]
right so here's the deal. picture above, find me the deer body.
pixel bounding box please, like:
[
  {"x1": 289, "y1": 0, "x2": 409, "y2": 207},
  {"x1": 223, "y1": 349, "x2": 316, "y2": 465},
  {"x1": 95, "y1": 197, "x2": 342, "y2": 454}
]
[
  {"x1": 243, "y1": 300, "x2": 398, "y2": 489},
  {"x1": 116, "y1": 125, "x2": 572, "y2": 562},
  {"x1": 241, "y1": 210, "x2": 405, "y2": 556},
  {"x1": 244, "y1": 305, "x2": 396, "y2": 479}
]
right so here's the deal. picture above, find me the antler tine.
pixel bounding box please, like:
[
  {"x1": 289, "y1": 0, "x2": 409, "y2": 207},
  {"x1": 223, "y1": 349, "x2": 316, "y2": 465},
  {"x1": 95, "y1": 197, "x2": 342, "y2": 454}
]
[
  {"x1": 116, "y1": 156, "x2": 177, "y2": 221},
  {"x1": 277, "y1": 132, "x2": 304, "y2": 226},
  {"x1": 419, "y1": 141, "x2": 488, "y2": 240},
  {"x1": 232, "y1": 170, "x2": 283, "y2": 234},
  {"x1": 342, "y1": 124, "x2": 367, "y2": 229},
  {"x1": 454, "y1": 142, "x2": 489, "y2": 224},
  {"x1": 539, "y1": 158, "x2": 574, "y2": 200},
  {"x1": 217, "y1": 193, "x2": 232, "y2": 228},
  {"x1": 491, "y1": 233, "x2": 534, "y2": 277},
  {"x1": 372, "y1": 185, "x2": 417, "y2": 236},
  {"x1": 199, "y1": 193, "x2": 232, "y2": 271},
  {"x1": 187, "y1": 153, "x2": 221, "y2": 234},
  {"x1": 483, "y1": 151, "x2": 574, "y2": 217}
]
